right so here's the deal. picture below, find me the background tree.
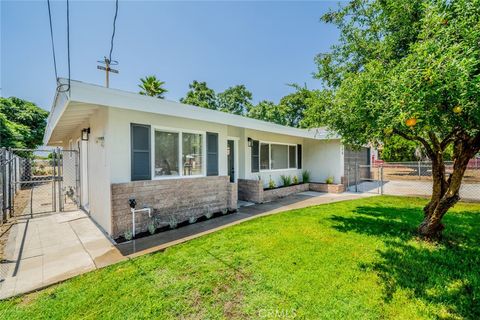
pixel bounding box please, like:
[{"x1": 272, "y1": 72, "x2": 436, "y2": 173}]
[
  {"x1": 278, "y1": 84, "x2": 316, "y2": 128},
  {"x1": 180, "y1": 80, "x2": 218, "y2": 110},
  {"x1": 217, "y1": 85, "x2": 253, "y2": 115},
  {"x1": 247, "y1": 100, "x2": 286, "y2": 125},
  {"x1": 313, "y1": 0, "x2": 480, "y2": 238},
  {"x1": 138, "y1": 75, "x2": 167, "y2": 98},
  {"x1": 0, "y1": 97, "x2": 49, "y2": 148}
]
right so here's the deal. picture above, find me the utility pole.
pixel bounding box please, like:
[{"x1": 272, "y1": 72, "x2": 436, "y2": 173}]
[{"x1": 97, "y1": 57, "x2": 118, "y2": 88}]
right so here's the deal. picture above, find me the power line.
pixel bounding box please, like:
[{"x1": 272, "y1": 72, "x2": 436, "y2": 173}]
[
  {"x1": 46, "y1": 0, "x2": 58, "y2": 81},
  {"x1": 109, "y1": 0, "x2": 119, "y2": 62}
]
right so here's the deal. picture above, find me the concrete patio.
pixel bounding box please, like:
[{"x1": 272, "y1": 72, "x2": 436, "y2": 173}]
[{"x1": 0, "y1": 210, "x2": 125, "y2": 299}]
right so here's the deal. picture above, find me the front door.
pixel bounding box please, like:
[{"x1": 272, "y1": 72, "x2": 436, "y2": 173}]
[{"x1": 227, "y1": 140, "x2": 235, "y2": 183}]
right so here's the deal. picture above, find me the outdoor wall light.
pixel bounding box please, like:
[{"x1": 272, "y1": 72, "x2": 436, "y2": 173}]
[
  {"x1": 81, "y1": 128, "x2": 90, "y2": 141},
  {"x1": 248, "y1": 137, "x2": 253, "y2": 147}
]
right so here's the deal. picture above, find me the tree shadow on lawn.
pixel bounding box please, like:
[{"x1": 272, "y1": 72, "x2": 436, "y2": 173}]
[{"x1": 330, "y1": 205, "x2": 480, "y2": 319}]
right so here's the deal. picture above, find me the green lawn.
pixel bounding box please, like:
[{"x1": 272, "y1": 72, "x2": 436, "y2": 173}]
[{"x1": 1, "y1": 196, "x2": 480, "y2": 319}]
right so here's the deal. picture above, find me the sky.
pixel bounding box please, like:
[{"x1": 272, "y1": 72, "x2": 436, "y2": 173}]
[{"x1": 1, "y1": 0, "x2": 341, "y2": 111}]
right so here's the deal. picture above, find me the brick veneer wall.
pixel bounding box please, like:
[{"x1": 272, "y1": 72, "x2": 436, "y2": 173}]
[
  {"x1": 238, "y1": 179, "x2": 345, "y2": 204},
  {"x1": 238, "y1": 179, "x2": 263, "y2": 203},
  {"x1": 263, "y1": 183, "x2": 310, "y2": 202},
  {"x1": 111, "y1": 176, "x2": 236, "y2": 238},
  {"x1": 309, "y1": 182, "x2": 345, "y2": 193}
]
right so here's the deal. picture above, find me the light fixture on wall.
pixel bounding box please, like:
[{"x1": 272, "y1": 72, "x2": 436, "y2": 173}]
[
  {"x1": 81, "y1": 128, "x2": 90, "y2": 141},
  {"x1": 248, "y1": 137, "x2": 253, "y2": 147}
]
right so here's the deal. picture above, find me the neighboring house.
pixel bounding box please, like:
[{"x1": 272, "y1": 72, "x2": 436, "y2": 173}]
[{"x1": 44, "y1": 80, "x2": 369, "y2": 239}]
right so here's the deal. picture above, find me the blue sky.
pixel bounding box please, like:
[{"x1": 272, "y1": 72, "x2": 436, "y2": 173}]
[{"x1": 1, "y1": 1, "x2": 341, "y2": 111}]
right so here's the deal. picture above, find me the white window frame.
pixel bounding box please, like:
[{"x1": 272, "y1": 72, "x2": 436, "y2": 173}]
[
  {"x1": 258, "y1": 140, "x2": 299, "y2": 172},
  {"x1": 152, "y1": 125, "x2": 207, "y2": 180}
]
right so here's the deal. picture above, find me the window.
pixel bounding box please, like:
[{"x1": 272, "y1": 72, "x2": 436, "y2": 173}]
[
  {"x1": 155, "y1": 131, "x2": 179, "y2": 177},
  {"x1": 289, "y1": 145, "x2": 296, "y2": 168},
  {"x1": 271, "y1": 144, "x2": 288, "y2": 169},
  {"x1": 154, "y1": 129, "x2": 205, "y2": 178},
  {"x1": 182, "y1": 133, "x2": 203, "y2": 176},
  {"x1": 260, "y1": 143, "x2": 270, "y2": 170},
  {"x1": 256, "y1": 142, "x2": 299, "y2": 171}
]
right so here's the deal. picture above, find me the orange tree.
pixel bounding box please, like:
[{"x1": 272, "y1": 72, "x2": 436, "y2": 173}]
[{"x1": 312, "y1": 0, "x2": 480, "y2": 238}]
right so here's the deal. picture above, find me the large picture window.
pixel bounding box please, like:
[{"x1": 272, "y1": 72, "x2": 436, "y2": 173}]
[
  {"x1": 271, "y1": 144, "x2": 288, "y2": 169},
  {"x1": 182, "y1": 133, "x2": 203, "y2": 176},
  {"x1": 155, "y1": 131, "x2": 179, "y2": 176},
  {"x1": 260, "y1": 143, "x2": 270, "y2": 170},
  {"x1": 154, "y1": 129, "x2": 204, "y2": 178},
  {"x1": 257, "y1": 142, "x2": 299, "y2": 171}
]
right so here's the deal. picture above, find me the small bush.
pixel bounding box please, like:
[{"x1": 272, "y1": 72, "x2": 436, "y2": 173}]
[
  {"x1": 168, "y1": 216, "x2": 178, "y2": 229},
  {"x1": 124, "y1": 230, "x2": 133, "y2": 241},
  {"x1": 280, "y1": 175, "x2": 291, "y2": 187},
  {"x1": 302, "y1": 170, "x2": 311, "y2": 183},
  {"x1": 147, "y1": 222, "x2": 156, "y2": 235},
  {"x1": 268, "y1": 176, "x2": 276, "y2": 189},
  {"x1": 205, "y1": 211, "x2": 214, "y2": 219},
  {"x1": 293, "y1": 176, "x2": 299, "y2": 184},
  {"x1": 325, "y1": 176, "x2": 334, "y2": 184},
  {"x1": 189, "y1": 215, "x2": 197, "y2": 224}
]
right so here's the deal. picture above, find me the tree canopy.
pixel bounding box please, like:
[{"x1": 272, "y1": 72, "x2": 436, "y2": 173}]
[
  {"x1": 217, "y1": 85, "x2": 253, "y2": 115},
  {"x1": 0, "y1": 97, "x2": 49, "y2": 149},
  {"x1": 139, "y1": 75, "x2": 168, "y2": 98},
  {"x1": 313, "y1": 0, "x2": 480, "y2": 237},
  {"x1": 247, "y1": 100, "x2": 286, "y2": 125},
  {"x1": 180, "y1": 81, "x2": 218, "y2": 110}
]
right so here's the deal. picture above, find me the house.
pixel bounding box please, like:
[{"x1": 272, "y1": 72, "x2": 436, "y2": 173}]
[{"x1": 44, "y1": 80, "x2": 369, "y2": 239}]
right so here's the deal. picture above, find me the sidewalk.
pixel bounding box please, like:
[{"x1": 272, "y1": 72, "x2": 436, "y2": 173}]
[{"x1": 0, "y1": 210, "x2": 125, "y2": 299}]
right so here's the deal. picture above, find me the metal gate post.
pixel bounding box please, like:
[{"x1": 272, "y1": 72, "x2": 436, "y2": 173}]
[
  {"x1": 418, "y1": 161, "x2": 421, "y2": 180},
  {"x1": 354, "y1": 160, "x2": 358, "y2": 193},
  {"x1": 380, "y1": 165, "x2": 384, "y2": 195},
  {"x1": 52, "y1": 150, "x2": 57, "y2": 212},
  {"x1": 57, "y1": 148, "x2": 63, "y2": 212},
  {"x1": 1, "y1": 148, "x2": 6, "y2": 223}
]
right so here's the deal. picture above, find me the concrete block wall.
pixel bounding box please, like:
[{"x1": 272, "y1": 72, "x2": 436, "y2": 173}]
[
  {"x1": 111, "y1": 176, "x2": 236, "y2": 238},
  {"x1": 239, "y1": 179, "x2": 345, "y2": 204}
]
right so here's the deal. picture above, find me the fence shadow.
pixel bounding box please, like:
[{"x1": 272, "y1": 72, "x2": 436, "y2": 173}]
[{"x1": 330, "y1": 205, "x2": 480, "y2": 319}]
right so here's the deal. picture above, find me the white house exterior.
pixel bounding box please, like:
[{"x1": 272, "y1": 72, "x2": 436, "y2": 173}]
[{"x1": 44, "y1": 80, "x2": 368, "y2": 239}]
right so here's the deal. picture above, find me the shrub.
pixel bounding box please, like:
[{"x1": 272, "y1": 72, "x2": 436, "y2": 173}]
[
  {"x1": 268, "y1": 176, "x2": 276, "y2": 189},
  {"x1": 168, "y1": 216, "x2": 178, "y2": 229},
  {"x1": 325, "y1": 176, "x2": 334, "y2": 184},
  {"x1": 124, "y1": 230, "x2": 133, "y2": 241},
  {"x1": 189, "y1": 215, "x2": 197, "y2": 224},
  {"x1": 205, "y1": 210, "x2": 214, "y2": 219},
  {"x1": 147, "y1": 222, "x2": 156, "y2": 235},
  {"x1": 293, "y1": 175, "x2": 299, "y2": 184},
  {"x1": 280, "y1": 175, "x2": 292, "y2": 187},
  {"x1": 302, "y1": 170, "x2": 311, "y2": 183}
]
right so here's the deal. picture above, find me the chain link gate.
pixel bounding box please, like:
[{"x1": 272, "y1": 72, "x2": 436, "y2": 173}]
[
  {"x1": 1, "y1": 148, "x2": 80, "y2": 217},
  {"x1": 347, "y1": 161, "x2": 479, "y2": 202}
]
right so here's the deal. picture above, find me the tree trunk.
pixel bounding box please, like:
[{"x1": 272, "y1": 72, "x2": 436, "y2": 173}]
[{"x1": 418, "y1": 142, "x2": 475, "y2": 239}]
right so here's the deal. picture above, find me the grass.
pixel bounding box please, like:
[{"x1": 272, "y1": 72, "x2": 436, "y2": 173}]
[{"x1": 1, "y1": 196, "x2": 480, "y2": 319}]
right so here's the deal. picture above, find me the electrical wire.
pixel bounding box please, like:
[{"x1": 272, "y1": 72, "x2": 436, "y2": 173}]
[
  {"x1": 46, "y1": 0, "x2": 58, "y2": 81},
  {"x1": 109, "y1": 0, "x2": 119, "y2": 62},
  {"x1": 57, "y1": 0, "x2": 71, "y2": 93}
]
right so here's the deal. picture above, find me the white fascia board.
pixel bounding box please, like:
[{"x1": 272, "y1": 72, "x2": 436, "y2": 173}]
[
  {"x1": 62, "y1": 79, "x2": 340, "y2": 141},
  {"x1": 43, "y1": 89, "x2": 70, "y2": 145}
]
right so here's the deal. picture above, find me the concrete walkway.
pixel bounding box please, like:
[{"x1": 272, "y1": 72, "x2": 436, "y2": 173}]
[
  {"x1": 117, "y1": 191, "x2": 376, "y2": 257},
  {"x1": 0, "y1": 210, "x2": 125, "y2": 299}
]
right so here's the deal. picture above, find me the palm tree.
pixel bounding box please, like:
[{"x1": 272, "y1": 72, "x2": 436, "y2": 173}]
[{"x1": 138, "y1": 76, "x2": 168, "y2": 98}]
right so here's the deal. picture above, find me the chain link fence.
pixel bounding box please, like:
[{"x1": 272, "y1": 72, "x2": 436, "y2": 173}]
[
  {"x1": 0, "y1": 148, "x2": 80, "y2": 223},
  {"x1": 346, "y1": 160, "x2": 480, "y2": 201}
]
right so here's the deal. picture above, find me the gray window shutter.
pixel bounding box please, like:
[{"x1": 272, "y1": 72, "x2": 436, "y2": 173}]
[
  {"x1": 251, "y1": 140, "x2": 259, "y2": 173},
  {"x1": 297, "y1": 144, "x2": 302, "y2": 169},
  {"x1": 131, "y1": 123, "x2": 151, "y2": 181},
  {"x1": 206, "y1": 132, "x2": 218, "y2": 176}
]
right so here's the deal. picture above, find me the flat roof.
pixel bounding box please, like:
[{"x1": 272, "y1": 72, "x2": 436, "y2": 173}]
[{"x1": 44, "y1": 79, "x2": 339, "y2": 145}]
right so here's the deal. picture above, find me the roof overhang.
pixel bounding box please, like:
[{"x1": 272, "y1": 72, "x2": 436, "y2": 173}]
[{"x1": 44, "y1": 79, "x2": 340, "y2": 145}]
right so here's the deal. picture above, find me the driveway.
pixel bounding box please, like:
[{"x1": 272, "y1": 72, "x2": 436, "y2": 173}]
[{"x1": 0, "y1": 210, "x2": 125, "y2": 299}]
